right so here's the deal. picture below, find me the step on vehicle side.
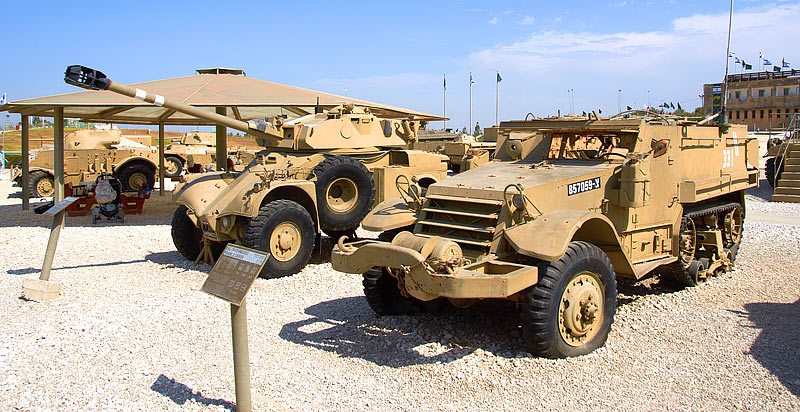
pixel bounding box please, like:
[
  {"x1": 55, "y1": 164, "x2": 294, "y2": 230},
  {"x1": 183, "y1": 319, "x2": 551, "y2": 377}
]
[
  {"x1": 332, "y1": 111, "x2": 759, "y2": 358},
  {"x1": 65, "y1": 65, "x2": 449, "y2": 278},
  {"x1": 14, "y1": 128, "x2": 158, "y2": 197}
]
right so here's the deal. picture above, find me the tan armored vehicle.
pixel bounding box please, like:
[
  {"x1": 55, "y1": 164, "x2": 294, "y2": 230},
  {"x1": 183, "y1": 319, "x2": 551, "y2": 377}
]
[
  {"x1": 163, "y1": 132, "x2": 217, "y2": 177},
  {"x1": 66, "y1": 65, "x2": 449, "y2": 277},
  {"x1": 16, "y1": 128, "x2": 159, "y2": 197},
  {"x1": 413, "y1": 129, "x2": 493, "y2": 173},
  {"x1": 332, "y1": 111, "x2": 759, "y2": 358}
]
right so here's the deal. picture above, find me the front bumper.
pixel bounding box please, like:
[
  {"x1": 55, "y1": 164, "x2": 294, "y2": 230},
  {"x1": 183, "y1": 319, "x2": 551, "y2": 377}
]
[{"x1": 332, "y1": 239, "x2": 539, "y2": 300}]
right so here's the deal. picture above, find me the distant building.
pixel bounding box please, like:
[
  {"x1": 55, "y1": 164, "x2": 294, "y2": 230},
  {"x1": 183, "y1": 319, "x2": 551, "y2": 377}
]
[{"x1": 703, "y1": 70, "x2": 800, "y2": 131}]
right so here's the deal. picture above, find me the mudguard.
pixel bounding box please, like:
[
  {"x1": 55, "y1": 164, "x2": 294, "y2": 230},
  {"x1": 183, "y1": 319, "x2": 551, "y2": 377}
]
[
  {"x1": 504, "y1": 210, "x2": 634, "y2": 275},
  {"x1": 361, "y1": 196, "x2": 417, "y2": 232}
]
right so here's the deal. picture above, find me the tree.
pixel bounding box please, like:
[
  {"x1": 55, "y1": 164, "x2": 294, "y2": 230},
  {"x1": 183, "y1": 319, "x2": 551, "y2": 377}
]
[{"x1": 473, "y1": 122, "x2": 481, "y2": 136}]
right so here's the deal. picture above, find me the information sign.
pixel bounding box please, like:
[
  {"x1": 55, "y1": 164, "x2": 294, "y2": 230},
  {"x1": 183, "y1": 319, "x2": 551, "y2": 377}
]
[
  {"x1": 43, "y1": 196, "x2": 80, "y2": 216},
  {"x1": 201, "y1": 244, "x2": 268, "y2": 306}
]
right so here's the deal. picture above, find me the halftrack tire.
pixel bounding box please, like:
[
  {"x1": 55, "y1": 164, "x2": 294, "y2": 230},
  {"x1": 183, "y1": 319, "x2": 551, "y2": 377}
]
[
  {"x1": 244, "y1": 199, "x2": 315, "y2": 278},
  {"x1": 521, "y1": 241, "x2": 617, "y2": 359},
  {"x1": 171, "y1": 205, "x2": 203, "y2": 261},
  {"x1": 29, "y1": 170, "x2": 55, "y2": 198},
  {"x1": 765, "y1": 157, "x2": 783, "y2": 188},
  {"x1": 118, "y1": 163, "x2": 156, "y2": 192},
  {"x1": 362, "y1": 267, "x2": 444, "y2": 315},
  {"x1": 312, "y1": 156, "x2": 374, "y2": 234},
  {"x1": 164, "y1": 156, "x2": 184, "y2": 178}
]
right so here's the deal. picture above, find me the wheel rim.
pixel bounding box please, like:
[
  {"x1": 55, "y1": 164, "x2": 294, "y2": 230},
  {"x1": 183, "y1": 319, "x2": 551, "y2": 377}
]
[
  {"x1": 128, "y1": 172, "x2": 148, "y2": 190},
  {"x1": 723, "y1": 207, "x2": 743, "y2": 246},
  {"x1": 325, "y1": 177, "x2": 358, "y2": 213},
  {"x1": 165, "y1": 159, "x2": 180, "y2": 174},
  {"x1": 37, "y1": 177, "x2": 54, "y2": 197},
  {"x1": 558, "y1": 272, "x2": 604, "y2": 347},
  {"x1": 269, "y1": 221, "x2": 302, "y2": 262},
  {"x1": 679, "y1": 218, "x2": 696, "y2": 266}
]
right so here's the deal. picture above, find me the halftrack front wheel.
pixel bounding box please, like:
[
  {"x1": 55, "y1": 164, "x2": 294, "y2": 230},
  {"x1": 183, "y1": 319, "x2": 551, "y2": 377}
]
[
  {"x1": 312, "y1": 156, "x2": 374, "y2": 234},
  {"x1": 362, "y1": 268, "x2": 444, "y2": 315},
  {"x1": 521, "y1": 241, "x2": 616, "y2": 358},
  {"x1": 118, "y1": 163, "x2": 155, "y2": 192},
  {"x1": 171, "y1": 205, "x2": 203, "y2": 261},
  {"x1": 244, "y1": 199, "x2": 315, "y2": 278},
  {"x1": 163, "y1": 156, "x2": 184, "y2": 178},
  {"x1": 29, "y1": 170, "x2": 55, "y2": 198}
]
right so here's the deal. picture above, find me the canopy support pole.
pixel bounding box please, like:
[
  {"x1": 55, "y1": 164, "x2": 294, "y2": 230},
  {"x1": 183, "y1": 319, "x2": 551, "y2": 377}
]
[
  {"x1": 21, "y1": 115, "x2": 30, "y2": 210},
  {"x1": 216, "y1": 107, "x2": 227, "y2": 171},
  {"x1": 40, "y1": 107, "x2": 64, "y2": 283},
  {"x1": 158, "y1": 121, "x2": 165, "y2": 196}
]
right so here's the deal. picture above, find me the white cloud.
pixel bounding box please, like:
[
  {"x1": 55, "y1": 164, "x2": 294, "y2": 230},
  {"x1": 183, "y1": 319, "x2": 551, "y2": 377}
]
[
  {"x1": 519, "y1": 16, "x2": 535, "y2": 25},
  {"x1": 488, "y1": 17, "x2": 499, "y2": 24},
  {"x1": 610, "y1": 1, "x2": 634, "y2": 7},
  {"x1": 463, "y1": 3, "x2": 800, "y2": 121}
]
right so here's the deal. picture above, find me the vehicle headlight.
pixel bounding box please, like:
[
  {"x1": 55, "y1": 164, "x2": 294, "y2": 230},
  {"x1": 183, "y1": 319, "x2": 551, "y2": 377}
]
[
  {"x1": 512, "y1": 194, "x2": 525, "y2": 210},
  {"x1": 220, "y1": 215, "x2": 233, "y2": 230}
]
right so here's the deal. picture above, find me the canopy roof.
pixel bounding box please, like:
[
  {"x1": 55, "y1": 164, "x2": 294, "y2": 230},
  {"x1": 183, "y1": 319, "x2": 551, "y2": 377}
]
[{"x1": 0, "y1": 72, "x2": 446, "y2": 125}]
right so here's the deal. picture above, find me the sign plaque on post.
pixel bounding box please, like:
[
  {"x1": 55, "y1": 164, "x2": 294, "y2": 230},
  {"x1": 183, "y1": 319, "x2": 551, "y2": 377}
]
[{"x1": 201, "y1": 244, "x2": 268, "y2": 412}]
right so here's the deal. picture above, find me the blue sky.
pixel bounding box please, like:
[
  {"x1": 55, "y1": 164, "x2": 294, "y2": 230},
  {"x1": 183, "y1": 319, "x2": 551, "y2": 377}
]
[{"x1": 1, "y1": 0, "x2": 797, "y2": 132}]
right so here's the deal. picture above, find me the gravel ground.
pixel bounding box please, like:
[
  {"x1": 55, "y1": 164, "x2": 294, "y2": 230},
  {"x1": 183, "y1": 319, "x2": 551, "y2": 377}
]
[{"x1": 0, "y1": 172, "x2": 798, "y2": 412}]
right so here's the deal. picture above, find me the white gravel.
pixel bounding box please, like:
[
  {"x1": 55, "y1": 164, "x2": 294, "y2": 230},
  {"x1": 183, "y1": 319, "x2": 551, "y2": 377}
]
[{"x1": 0, "y1": 172, "x2": 798, "y2": 412}]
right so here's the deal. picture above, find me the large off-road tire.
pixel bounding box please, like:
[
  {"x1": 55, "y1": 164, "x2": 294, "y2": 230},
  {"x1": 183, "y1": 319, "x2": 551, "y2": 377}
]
[
  {"x1": 171, "y1": 205, "x2": 203, "y2": 261},
  {"x1": 164, "y1": 156, "x2": 184, "y2": 178},
  {"x1": 29, "y1": 170, "x2": 55, "y2": 198},
  {"x1": 362, "y1": 267, "x2": 443, "y2": 315},
  {"x1": 243, "y1": 199, "x2": 315, "y2": 278},
  {"x1": 118, "y1": 163, "x2": 156, "y2": 192},
  {"x1": 521, "y1": 241, "x2": 617, "y2": 358},
  {"x1": 765, "y1": 157, "x2": 783, "y2": 188},
  {"x1": 312, "y1": 156, "x2": 374, "y2": 235}
]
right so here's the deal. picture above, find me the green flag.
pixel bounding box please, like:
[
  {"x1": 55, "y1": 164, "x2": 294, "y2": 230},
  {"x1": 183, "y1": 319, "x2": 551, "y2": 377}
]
[
  {"x1": 677, "y1": 102, "x2": 683, "y2": 111},
  {"x1": 774, "y1": 66, "x2": 782, "y2": 72},
  {"x1": 670, "y1": 102, "x2": 675, "y2": 109},
  {"x1": 744, "y1": 63, "x2": 752, "y2": 70}
]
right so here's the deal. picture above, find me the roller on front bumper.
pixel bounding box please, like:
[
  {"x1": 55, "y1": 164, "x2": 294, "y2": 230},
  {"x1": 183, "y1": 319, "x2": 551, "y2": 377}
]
[{"x1": 332, "y1": 233, "x2": 539, "y2": 301}]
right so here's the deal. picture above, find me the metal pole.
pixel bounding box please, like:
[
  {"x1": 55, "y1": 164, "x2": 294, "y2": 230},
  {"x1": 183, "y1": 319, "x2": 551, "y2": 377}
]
[
  {"x1": 21, "y1": 115, "x2": 30, "y2": 210},
  {"x1": 158, "y1": 121, "x2": 165, "y2": 197},
  {"x1": 495, "y1": 71, "x2": 499, "y2": 127},
  {"x1": 231, "y1": 300, "x2": 252, "y2": 412},
  {"x1": 469, "y1": 73, "x2": 472, "y2": 135},
  {"x1": 720, "y1": 0, "x2": 735, "y2": 125},
  {"x1": 443, "y1": 74, "x2": 446, "y2": 131},
  {"x1": 41, "y1": 107, "x2": 65, "y2": 282},
  {"x1": 618, "y1": 89, "x2": 622, "y2": 114},
  {"x1": 215, "y1": 107, "x2": 227, "y2": 171}
]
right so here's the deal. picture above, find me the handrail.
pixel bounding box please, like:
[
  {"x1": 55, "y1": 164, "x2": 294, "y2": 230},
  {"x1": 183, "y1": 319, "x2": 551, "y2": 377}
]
[{"x1": 774, "y1": 113, "x2": 800, "y2": 185}]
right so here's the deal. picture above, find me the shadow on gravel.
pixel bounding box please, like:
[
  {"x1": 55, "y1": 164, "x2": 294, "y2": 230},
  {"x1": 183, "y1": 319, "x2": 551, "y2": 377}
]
[
  {"x1": 616, "y1": 275, "x2": 684, "y2": 307},
  {"x1": 746, "y1": 178, "x2": 774, "y2": 202},
  {"x1": 279, "y1": 297, "x2": 536, "y2": 367},
  {"x1": 0, "y1": 203, "x2": 172, "y2": 228},
  {"x1": 732, "y1": 299, "x2": 800, "y2": 397},
  {"x1": 7, "y1": 258, "x2": 149, "y2": 275},
  {"x1": 145, "y1": 251, "x2": 210, "y2": 273},
  {"x1": 151, "y1": 374, "x2": 235, "y2": 411}
]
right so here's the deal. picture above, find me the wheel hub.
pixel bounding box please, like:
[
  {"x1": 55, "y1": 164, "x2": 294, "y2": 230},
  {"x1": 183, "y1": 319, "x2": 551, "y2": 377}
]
[
  {"x1": 326, "y1": 177, "x2": 358, "y2": 213},
  {"x1": 165, "y1": 159, "x2": 179, "y2": 174},
  {"x1": 270, "y1": 221, "x2": 301, "y2": 262},
  {"x1": 129, "y1": 172, "x2": 147, "y2": 190},
  {"x1": 37, "y1": 178, "x2": 54, "y2": 196},
  {"x1": 559, "y1": 273, "x2": 604, "y2": 346}
]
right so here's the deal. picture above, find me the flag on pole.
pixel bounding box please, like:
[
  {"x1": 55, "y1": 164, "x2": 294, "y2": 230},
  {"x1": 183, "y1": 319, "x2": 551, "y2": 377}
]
[
  {"x1": 734, "y1": 57, "x2": 741, "y2": 64},
  {"x1": 470, "y1": 73, "x2": 475, "y2": 84},
  {"x1": 677, "y1": 102, "x2": 683, "y2": 111},
  {"x1": 496, "y1": 72, "x2": 502, "y2": 83},
  {"x1": 670, "y1": 102, "x2": 675, "y2": 109},
  {"x1": 783, "y1": 58, "x2": 791, "y2": 68},
  {"x1": 741, "y1": 59, "x2": 746, "y2": 68},
  {"x1": 0, "y1": 93, "x2": 6, "y2": 105},
  {"x1": 764, "y1": 59, "x2": 772, "y2": 65},
  {"x1": 728, "y1": 51, "x2": 735, "y2": 57},
  {"x1": 759, "y1": 51, "x2": 763, "y2": 60},
  {"x1": 774, "y1": 66, "x2": 782, "y2": 72},
  {"x1": 443, "y1": 74, "x2": 446, "y2": 90},
  {"x1": 744, "y1": 63, "x2": 752, "y2": 70}
]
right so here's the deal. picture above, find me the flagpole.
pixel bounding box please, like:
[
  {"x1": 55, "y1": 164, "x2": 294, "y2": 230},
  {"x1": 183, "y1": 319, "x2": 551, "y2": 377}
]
[
  {"x1": 721, "y1": 0, "x2": 734, "y2": 124},
  {"x1": 469, "y1": 72, "x2": 473, "y2": 135},
  {"x1": 443, "y1": 74, "x2": 447, "y2": 130},
  {"x1": 495, "y1": 71, "x2": 499, "y2": 127}
]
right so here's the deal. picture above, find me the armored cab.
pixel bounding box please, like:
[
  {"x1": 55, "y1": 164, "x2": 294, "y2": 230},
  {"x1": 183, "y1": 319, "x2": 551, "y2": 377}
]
[
  {"x1": 332, "y1": 112, "x2": 759, "y2": 358},
  {"x1": 65, "y1": 65, "x2": 449, "y2": 277},
  {"x1": 17, "y1": 128, "x2": 159, "y2": 197}
]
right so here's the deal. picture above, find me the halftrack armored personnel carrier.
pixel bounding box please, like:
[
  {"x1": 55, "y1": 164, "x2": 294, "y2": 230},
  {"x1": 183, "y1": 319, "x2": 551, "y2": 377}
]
[
  {"x1": 332, "y1": 111, "x2": 759, "y2": 358},
  {"x1": 65, "y1": 65, "x2": 449, "y2": 277},
  {"x1": 15, "y1": 128, "x2": 159, "y2": 197}
]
